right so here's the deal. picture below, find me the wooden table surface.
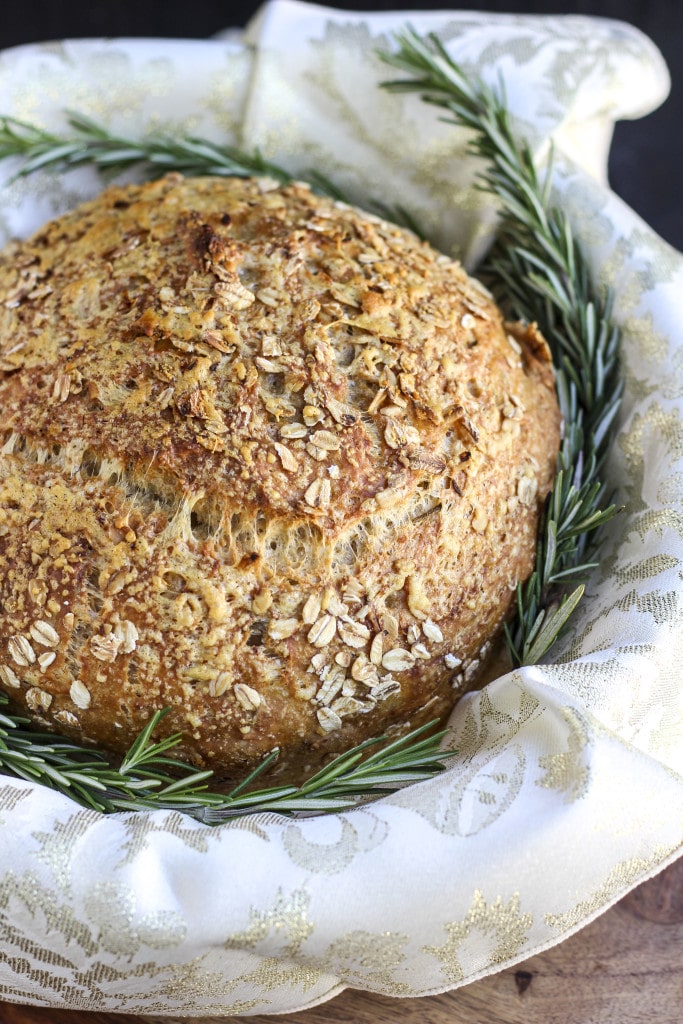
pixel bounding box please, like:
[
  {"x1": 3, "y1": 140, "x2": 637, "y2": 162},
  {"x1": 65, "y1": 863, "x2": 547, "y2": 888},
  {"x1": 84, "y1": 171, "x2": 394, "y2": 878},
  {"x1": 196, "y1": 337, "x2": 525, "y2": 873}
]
[{"x1": 3, "y1": 857, "x2": 682, "y2": 1024}]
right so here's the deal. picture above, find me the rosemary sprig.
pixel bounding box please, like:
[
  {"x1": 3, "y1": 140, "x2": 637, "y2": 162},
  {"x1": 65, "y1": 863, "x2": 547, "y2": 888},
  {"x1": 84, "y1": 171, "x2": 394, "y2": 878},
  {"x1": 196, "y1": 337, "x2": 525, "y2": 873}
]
[
  {"x1": 0, "y1": 111, "x2": 294, "y2": 183},
  {"x1": 0, "y1": 693, "x2": 451, "y2": 819},
  {"x1": 378, "y1": 30, "x2": 622, "y2": 664},
  {"x1": 0, "y1": 111, "x2": 420, "y2": 235}
]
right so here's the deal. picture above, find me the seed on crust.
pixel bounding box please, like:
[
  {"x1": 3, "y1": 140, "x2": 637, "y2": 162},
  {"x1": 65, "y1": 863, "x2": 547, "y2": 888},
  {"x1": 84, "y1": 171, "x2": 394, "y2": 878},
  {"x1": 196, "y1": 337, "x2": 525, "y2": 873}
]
[
  {"x1": 370, "y1": 675, "x2": 401, "y2": 700},
  {"x1": 351, "y1": 655, "x2": 379, "y2": 685},
  {"x1": 53, "y1": 373, "x2": 72, "y2": 403},
  {"x1": 369, "y1": 633, "x2": 384, "y2": 666},
  {"x1": 38, "y1": 651, "x2": 57, "y2": 672},
  {"x1": 54, "y1": 709, "x2": 79, "y2": 728},
  {"x1": 304, "y1": 477, "x2": 331, "y2": 509},
  {"x1": 338, "y1": 618, "x2": 371, "y2": 649},
  {"x1": 256, "y1": 287, "x2": 280, "y2": 308},
  {"x1": 294, "y1": 678, "x2": 317, "y2": 701},
  {"x1": 26, "y1": 686, "x2": 52, "y2": 712},
  {"x1": 330, "y1": 695, "x2": 366, "y2": 717},
  {"x1": 90, "y1": 633, "x2": 122, "y2": 663},
  {"x1": 380, "y1": 611, "x2": 399, "y2": 639},
  {"x1": 303, "y1": 405, "x2": 325, "y2": 427},
  {"x1": 70, "y1": 680, "x2": 92, "y2": 709},
  {"x1": 209, "y1": 672, "x2": 232, "y2": 697},
  {"x1": 517, "y1": 474, "x2": 539, "y2": 506},
  {"x1": 326, "y1": 395, "x2": 359, "y2": 425},
  {"x1": 234, "y1": 683, "x2": 263, "y2": 711},
  {"x1": 423, "y1": 619, "x2": 444, "y2": 643},
  {"x1": 316, "y1": 667, "x2": 345, "y2": 706},
  {"x1": 464, "y1": 659, "x2": 481, "y2": 683},
  {"x1": 309, "y1": 429, "x2": 341, "y2": 452},
  {"x1": 214, "y1": 278, "x2": 255, "y2": 310},
  {"x1": 268, "y1": 617, "x2": 299, "y2": 640},
  {"x1": 302, "y1": 593, "x2": 322, "y2": 625},
  {"x1": 252, "y1": 589, "x2": 273, "y2": 615},
  {"x1": 8, "y1": 635, "x2": 36, "y2": 667},
  {"x1": 381, "y1": 648, "x2": 416, "y2": 672},
  {"x1": 343, "y1": 578, "x2": 365, "y2": 605},
  {"x1": 261, "y1": 335, "x2": 282, "y2": 357},
  {"x1": 383, "y1": 418, "x2": 409, "y2": 450},
  {"x1": 407, "y1": 448, "x2": 446, "y2": 475},
  {"x1": 114, "y1": 620, "x2": 139, "y2": 654},
  {"x1": 202, "y1": 329, "x2": 232, "y2": 353},
  {"x1": 0, "y1": 664, "x2": 21, "y2": 688},
  {"x1": 280, "y1": 422, "x2": 308, "y2": 439},
  {"x1": 309, "y1": 652, "x2": 328, "y2": 674},
  {"x1": 307, "y1": 614, "x2": 337, "y2": 648},
  {"x1": 316, "y1": 706, "x2": 343, "y2": 733},
  {"x1": 322, "y1": 588, "x2": 347, "y2": 616},
  {"x1": 273, "y1": 442, "x2": 298, "y2": 472}
]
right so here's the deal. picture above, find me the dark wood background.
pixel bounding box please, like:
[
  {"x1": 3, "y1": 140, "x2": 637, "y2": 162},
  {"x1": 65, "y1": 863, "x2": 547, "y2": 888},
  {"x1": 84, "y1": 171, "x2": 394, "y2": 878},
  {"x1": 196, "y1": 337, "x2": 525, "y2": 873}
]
[{"x1": 0, "y1": 0, "x2": 681, "y2": 253}]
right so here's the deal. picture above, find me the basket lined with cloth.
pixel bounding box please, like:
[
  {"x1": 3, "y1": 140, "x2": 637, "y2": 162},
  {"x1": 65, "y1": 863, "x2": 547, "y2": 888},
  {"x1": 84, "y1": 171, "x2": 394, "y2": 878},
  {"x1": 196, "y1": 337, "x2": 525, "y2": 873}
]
[{"x1": 0, "y1": 1, "x2": 682, "y2": 1015}]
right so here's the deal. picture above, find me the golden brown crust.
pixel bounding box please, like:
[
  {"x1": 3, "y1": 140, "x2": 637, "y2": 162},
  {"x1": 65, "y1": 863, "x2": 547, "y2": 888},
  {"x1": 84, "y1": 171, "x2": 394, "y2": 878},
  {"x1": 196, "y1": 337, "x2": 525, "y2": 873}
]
[{"x1": 0, "y1": 175, "x2": 561, "y2": 780}]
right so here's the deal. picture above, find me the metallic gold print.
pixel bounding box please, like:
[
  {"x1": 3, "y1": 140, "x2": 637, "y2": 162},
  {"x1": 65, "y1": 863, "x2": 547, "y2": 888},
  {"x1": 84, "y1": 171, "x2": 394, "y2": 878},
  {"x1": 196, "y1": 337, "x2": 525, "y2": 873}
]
[
  {"x1": 0, "y1": 871, "x2": 98, "y2": 956},
  {"x1": 613, "y1": 553, "x2": 681, "y2": 586},
  {"x1": 283, "y1": 819, "x2": 358, "y2": 874},
  {"x1": 155, "y1": 954, "x2": 262, "y2": 1010},
  {"x1": 631, "y1": 509, "x2": 683, "y2": 543},
  {"x1": 203, "y1": 51, "x2": 255, "y2": 137},
  {"x1": 152, "y1": 950, "x2": 330, "y2": 1010},
  {"x1": 557, "y1": 398, "x2": 683, "y2": 661},
  {"x1": 619, "y1": 403, "x2": 683, "y2": 495},
  {"x1": 536, "y1": 707, "x2": 592, "y2": 802},
  {"x1": 283, "y1": 812, "x2": 388, "y2": 874},
  {"x1": 0, "y1": 784, "x2": 31, "y2": 822},
  {"x1": 233, "y1": 955, "x2": 326, "y2": 996},
  {"x1": 82, "y1": 881, "x2": 186, "y2": 955},
  {"x1": 658, "y1": 472, "x2": 683, "y2": 505},
  {"x1": 423, "y1": 890, "x2": 533, "y2": 983},
  {"x1": 662, "y1": 346, "x2": 683, "y2": 400},
  {"x1": 615, "y1": 588, "x2": 680, "y2": 625},
  {"x1": 455, "y1": 684, "x2": 542, "y2": 761},
  {"x1": 32, "y1": 810, "x2": 101, "y2": 894},
  {"x1": 115, "y1": 809, "x2": 224, "y2": 867},
  {"x1": 314, "y1": 929, "x2": 411, "y2": 994},
  {"x1": 545, "y1": 845, "x2": 681, "y2": 932},
  {"x1": 225, "y1": 886, "x2": 313, "y2": 957},
  {"x1": 406, "y1": 742, "x2": 526, "y2": 837}
]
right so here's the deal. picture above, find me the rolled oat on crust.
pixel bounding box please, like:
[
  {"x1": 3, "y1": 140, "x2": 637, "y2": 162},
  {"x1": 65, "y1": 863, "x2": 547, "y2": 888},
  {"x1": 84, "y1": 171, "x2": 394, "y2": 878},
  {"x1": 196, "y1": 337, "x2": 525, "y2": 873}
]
[{"x1": 0, "y1": 174, "x2": 561, "y2": 781}]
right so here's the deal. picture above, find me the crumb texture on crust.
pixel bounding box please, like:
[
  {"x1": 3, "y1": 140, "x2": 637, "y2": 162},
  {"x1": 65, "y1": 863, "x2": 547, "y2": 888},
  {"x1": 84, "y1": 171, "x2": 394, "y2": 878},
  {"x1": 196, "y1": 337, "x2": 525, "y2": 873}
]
[{"x1": 0, "y1": 174, "x2": 561, "y2": 780}]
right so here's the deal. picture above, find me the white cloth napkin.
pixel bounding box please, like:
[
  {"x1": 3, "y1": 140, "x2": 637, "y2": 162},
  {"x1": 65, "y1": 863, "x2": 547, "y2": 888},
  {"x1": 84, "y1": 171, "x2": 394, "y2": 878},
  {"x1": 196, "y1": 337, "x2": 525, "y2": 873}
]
[{"x1": 0, "y1": 2, "x2": 681, "y2": 1015}]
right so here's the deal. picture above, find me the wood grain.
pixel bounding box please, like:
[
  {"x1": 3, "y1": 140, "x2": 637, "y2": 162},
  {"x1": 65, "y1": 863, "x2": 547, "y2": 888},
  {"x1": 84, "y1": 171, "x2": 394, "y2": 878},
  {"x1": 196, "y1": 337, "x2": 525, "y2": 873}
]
[{"x1": 3, "y1": 858, "x2": 682, "y2": 1024}]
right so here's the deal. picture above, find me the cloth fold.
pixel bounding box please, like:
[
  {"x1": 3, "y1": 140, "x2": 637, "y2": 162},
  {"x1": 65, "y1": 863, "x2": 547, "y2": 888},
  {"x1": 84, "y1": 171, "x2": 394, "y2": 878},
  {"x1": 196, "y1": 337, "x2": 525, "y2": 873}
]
[{"x1": 0, "y1": 2, "x2": 681, "y2": 1015}]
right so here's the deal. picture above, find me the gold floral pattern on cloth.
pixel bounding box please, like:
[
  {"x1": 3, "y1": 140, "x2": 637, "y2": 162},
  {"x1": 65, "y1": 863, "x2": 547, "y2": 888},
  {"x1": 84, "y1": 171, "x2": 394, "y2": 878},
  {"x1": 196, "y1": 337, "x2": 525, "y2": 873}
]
[
  {"x1": 1, "y1": 0, "x2": 683, "y2": 1015},
  {"x1": 423, "y1": 890, "x2": 533, "y2": 984}
]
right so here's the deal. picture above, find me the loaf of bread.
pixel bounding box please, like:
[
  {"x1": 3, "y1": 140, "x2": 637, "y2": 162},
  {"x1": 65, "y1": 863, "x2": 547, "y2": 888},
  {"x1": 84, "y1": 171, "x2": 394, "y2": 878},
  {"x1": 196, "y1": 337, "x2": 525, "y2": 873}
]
[{"x1": 0, "y1": 174, "x2": 560, "y2": 781}]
